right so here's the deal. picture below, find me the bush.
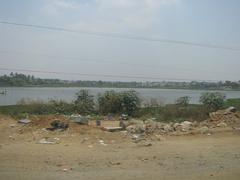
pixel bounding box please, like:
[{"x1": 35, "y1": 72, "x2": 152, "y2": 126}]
[
  {"x1": 139, "y1": 104, "x2": 209, "y2": 123},
  {"x1": 224, "y1": 98, "x2": 240, "y2": 110},
  {"x1": 48, "y1": 100, "x2": 73, "y2": 114},
  {"x1": 74, "y1": 90, "x2": 95, "y2": 114},
  {"x1": 199, "y1": 92, "x2": 226, "y2": 111},
  {"x1": 97, "y1": 90, "x2": 121, "y2": 114},
  {"x1": 97, "y1": 90, "x2": 141, "y2": 116},
  {"x1": 120, "y1": 90, "x2": 141, "y2": 116},
  {"x1": 175, "y1": 96, "x2": 190, "y2": 106}
]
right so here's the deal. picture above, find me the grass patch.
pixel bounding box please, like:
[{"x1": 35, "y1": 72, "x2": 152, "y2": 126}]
[{"x1": 139, "y1": 104, "x2": 209, "y2": 123}]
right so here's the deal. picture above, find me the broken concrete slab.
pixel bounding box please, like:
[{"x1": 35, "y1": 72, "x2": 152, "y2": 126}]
[{"x1": 102, "y1": 127, "x2": 123, "y2": 132}]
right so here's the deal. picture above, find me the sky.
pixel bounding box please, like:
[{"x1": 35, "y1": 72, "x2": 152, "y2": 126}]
[{"x1": 0, "y1": 0, "x2": 240, "y2": 82}]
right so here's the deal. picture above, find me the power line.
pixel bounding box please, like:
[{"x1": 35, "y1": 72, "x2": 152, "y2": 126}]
[
  {"x1": 0, "y1": 49, "x2": 238, "y2": 77},
  {"x1": 1, "y1": 21, "x2": 240, "y2": 51},
  {"x1": 0, "y1": 67, "x2": 220, "y2": 82}
]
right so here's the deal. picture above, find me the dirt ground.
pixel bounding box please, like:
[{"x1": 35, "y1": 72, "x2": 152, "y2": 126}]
[{"x1": 0, "y1": 115, "x2": 240, "y2": 180}]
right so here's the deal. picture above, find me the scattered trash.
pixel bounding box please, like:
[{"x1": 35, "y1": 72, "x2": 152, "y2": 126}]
[
  {"x1": 71, "y1": 115, "x2": 89, "y2": 125},
  {"x1": 81, "y1": 137, "x2": 89, "y2": 144},
  {"x1": 120, "y1": 114, "x2": 128, "y2": 120},
  {"x1": 62, "y1": 168, "x2": 68, "y2": 172},
  {"x1": 18, "y1": 119, "x2": 31, "y2": 124},
  {"x1": 38, "y1": 137, "x2": 60, "y2": 144},
  {"x1": 137, "y1": 141, "x2": 152, "y2": 147},
  {"x1": 102, "y1": 126, "x2": 123, "y2": 132},
  {"x1": 9, "y1": 124, "x2": 16, "y2": 128},
  {"x1": 96, "y1": 120, "x2": 101, "y2": 126},
  {"x1": 98, "y1": 140, "x2": 107, "y2": 146},
  {"x1": 9, "y1": 136, "x2": 15, "y2": 140},
  {"x1": 47, "y1": 120, "x2": 69, "y2": 131},
  {"x1": 109, "y1": 161, "x2": 121, "y2": 166}
]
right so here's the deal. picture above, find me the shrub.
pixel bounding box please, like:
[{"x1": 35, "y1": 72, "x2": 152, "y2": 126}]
[
  {"x1": 120, "y1": 90, "x2": 141, "y2": 116},
  {"x1": 175, "y1": 96, "x2": 190, "y2": 106},
  {"x1": 74, "y1": 90, "x2": 95, "y2": 114},
  {"x1": 48, "y1": 100, "x2": 73, "y2": 114},
  {"x1": 97, "y1": 90, "x2": 141, "y2": 116},
  {"x1": 199, "y1": 92, "x2": 226, "y2": 111},
  {"x1": 97, "y1": 90, "x2": 121, "y2": 114}
]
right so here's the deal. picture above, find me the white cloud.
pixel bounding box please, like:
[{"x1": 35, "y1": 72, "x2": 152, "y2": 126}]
[
  {"x1": 42, "y1": 0, "x2": 181, "y2": 32},
  {"x1": 42, "y1": 0, "x2": 82, "y2": 16}
]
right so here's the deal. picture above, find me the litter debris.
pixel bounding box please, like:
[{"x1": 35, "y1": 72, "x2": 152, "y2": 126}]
[
  {"x1": 38, "y1": 137, "x2": 60, "y2": 144},
  {"x1": 9, "y1": 136, "x2": 15, "y2": 140},
  {"x1": 120, "y1": 114, "x2": 128, "y2": 120},
  {"x1": 102, "y1": 126, "x2": 123, "y2": 132},
  {"x1": 9, "y1": 124, "x2": 16, "y2": 128},
  {"x1": 98, "y1": 140, "x2": 107, "y2": 146},
  {"x1": 18, "y1": 119, "x2": 31, "y2": 124},
  {"x1": 71, "y1": 115, "x2": 89, "y2": 125},
  {"x1": 96, "y1": 120, "x2": 101, "y2": 126},
  {"x1": 47, "y1": 120, "x2": 69, "y2": 131},
  {"x1": 109, "y1": 161, "x2": 121, "y2": 166}
]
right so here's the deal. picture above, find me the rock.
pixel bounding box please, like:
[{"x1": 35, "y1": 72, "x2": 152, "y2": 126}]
[
  {"x1": 71, "y1": 115, "x2": 89, "y2": 125},
  {"x1": 163, "y1": 124, "x2": 173, "y2": 132},
  {"x1": 137, "y1": 141, "x2": 152, "y2": 147},
  {"x1": 199, "y1": 126, "x2": 209, "y2": 134},
  {"x1": 173, "y1": 123, "x2": 181, "y2": 131},
  {"x1": 102, "y1": 127, "x2": 123, "y2": 132},
  {"x1": 217, "y1": 122, "x2": 227, "y2": 128},
  {"x1": 180, "y1": 121, "x2": 193, "y2": 132},
  {"x1": 126, "y1": 124, "x2": 145, "y2": 134},
  {"x1": 9, "y1": 124, "x2": 16, "y2": 128},
  {"x1": 225, "y1": 106, "x2": 237, "y2": 114},
  {"x1": 18, "y1": 119, "x2": 31, "y2": 124}
]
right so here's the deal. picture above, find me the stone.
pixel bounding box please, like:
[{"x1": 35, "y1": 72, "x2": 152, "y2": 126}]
[
  {"x1": 199, "y1": 126, "x2": 209, "y2": 134},
  {"x1": 163, "y1": 124, "x2": 173, "y2": 132},
  {"x1": 18, "y1": 119, "x2": 31, "y2": 124},
  {"x1": 217, "y1": 122, "x2": 227, "y2": 128},
  {"x1": 180, "y1": 121, "x2": 193, "y2": 132}
]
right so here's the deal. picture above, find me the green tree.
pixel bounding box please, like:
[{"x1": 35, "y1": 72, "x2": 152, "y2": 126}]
[
  {"x1": 97, "y1": 91, "x2": 121, "y2": 114},
  {"x1": 74, "y1": 90, "x2": 95, "y2": 114},
  {"x1": 120, "y1": 90, "x2": 141, "y2": 116},
  {"x1": 199, "y1": 92, "x2": 226, "y2": 111}
]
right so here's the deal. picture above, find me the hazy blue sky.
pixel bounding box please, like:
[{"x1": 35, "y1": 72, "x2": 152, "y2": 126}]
[{"x1": 0, "y1": 0, "x2": 240, "y2": 81}]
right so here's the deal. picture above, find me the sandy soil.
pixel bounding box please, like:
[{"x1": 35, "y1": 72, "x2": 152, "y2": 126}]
[{"x1": 0, "y1": 115, "x2": 240, "y2": 180}]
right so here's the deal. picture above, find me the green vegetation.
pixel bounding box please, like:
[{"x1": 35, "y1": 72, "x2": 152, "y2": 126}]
[
  {"x1": 0, "y1": 89, "x2": 238, "y2": 123},
  {"x1": 1, "y1": 73, "x2": 240, "y2": 90},
  {"x1": 140, "y1": 105, "x2": 209, "y2": 123},
  {"x1": 74, "y1": 90, "x2": 95, "y2": 115},
  {"x1": 224, "y1": 98, "x2": 240, "y2": 110},
  {"x1": 199, "y1": 92, "x2": 226, "y2": 111},
  {"x1": 175, "y1": 96, "x2": 190, "y2": 107},
  {"x1": 97, "y1": 90, "x2": 140, "y2": 116}
]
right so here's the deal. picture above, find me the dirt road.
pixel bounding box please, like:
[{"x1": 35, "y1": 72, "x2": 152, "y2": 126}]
[{"x1": 0, "y1": 116, "x2": 240, "y2": 180}]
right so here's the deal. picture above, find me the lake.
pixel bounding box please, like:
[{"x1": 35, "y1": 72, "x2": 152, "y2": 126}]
[{"x1": 0, "y1": 87, "x2": 240, "y2": 106}]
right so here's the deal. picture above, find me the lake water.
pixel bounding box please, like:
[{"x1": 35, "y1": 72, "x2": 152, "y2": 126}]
[{"x1": 0, "y1": 87, "x2": 240, "y2": 106}]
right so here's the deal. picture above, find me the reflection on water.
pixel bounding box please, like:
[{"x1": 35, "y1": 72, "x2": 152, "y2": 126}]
[{"x1": 0, "y1": 87, "x2": 240, "y2": 106}]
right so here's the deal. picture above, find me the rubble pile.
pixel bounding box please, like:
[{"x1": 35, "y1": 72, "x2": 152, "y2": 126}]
[
  {"x1": 124, "y1": 119, "x2": 195, "y2": 135},
  {"x1": 208, "y1": 107, "x2": 239, "y2": 126}
]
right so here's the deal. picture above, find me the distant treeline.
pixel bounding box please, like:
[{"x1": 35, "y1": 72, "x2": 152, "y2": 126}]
[{"x1": 0, "y1": 72, "x2": 240, "y2": 90}]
